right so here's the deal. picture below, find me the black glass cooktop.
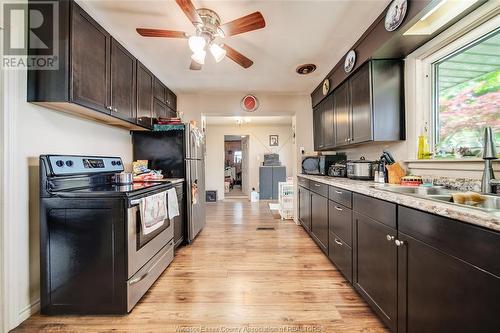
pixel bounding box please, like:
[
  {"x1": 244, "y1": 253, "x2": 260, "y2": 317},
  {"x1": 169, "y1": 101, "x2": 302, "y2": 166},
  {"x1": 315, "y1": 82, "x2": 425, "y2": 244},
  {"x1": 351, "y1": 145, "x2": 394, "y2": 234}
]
[{"x1": 52, "y1": 181, "x2": 172, "y2": 198}]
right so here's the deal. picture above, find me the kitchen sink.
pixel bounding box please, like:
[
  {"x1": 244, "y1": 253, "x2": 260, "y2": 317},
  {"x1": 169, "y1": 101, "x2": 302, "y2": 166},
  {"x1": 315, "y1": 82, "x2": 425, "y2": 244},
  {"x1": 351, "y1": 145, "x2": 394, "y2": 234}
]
[{"x1": 372, "y1": 184, "x2": 500, "y2": 213}]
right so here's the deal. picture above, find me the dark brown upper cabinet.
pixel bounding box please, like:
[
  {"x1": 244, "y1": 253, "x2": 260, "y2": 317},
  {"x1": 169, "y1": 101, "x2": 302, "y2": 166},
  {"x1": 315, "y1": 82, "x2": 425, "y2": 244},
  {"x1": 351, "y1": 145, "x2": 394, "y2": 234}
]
[
  {"x1": 27, "y1": 0, "x2": 176, "y2": 131},
  {"x1": 154, "y1": 77, "x2": 167, "y2": 104},
  {"x1": 314, "y1": 59, "x2": 404, "y2": 151},
  {"x1": 70, "y1": 4, "x2": 110, "y2": 114},
  {"x1": 313, "y1": 94, "x2": 335, "y2": 151},
  {"x1": 137, "y1": 62, "x2": 154, "y2": 129},
  {"x1": 110, "y1": 38, "x2": 137, "y2": 123}
]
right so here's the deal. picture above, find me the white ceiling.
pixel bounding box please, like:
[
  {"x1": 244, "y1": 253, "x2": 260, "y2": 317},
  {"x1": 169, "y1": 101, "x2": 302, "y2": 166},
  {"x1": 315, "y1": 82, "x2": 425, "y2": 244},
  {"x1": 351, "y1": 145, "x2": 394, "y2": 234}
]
[
  {"x1": 80, "y1": 0, "x2": 391, "y2": 94},
  {"x1": 206, "y1": 115, "x2": 292, "y2": 125}
]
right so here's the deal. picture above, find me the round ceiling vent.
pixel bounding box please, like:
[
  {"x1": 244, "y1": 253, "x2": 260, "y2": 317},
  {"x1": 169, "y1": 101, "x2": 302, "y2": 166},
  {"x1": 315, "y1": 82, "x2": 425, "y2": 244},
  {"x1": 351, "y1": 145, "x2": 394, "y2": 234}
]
[{"x1": 296, "y1": 64, "x2": 317, "y2": 75}]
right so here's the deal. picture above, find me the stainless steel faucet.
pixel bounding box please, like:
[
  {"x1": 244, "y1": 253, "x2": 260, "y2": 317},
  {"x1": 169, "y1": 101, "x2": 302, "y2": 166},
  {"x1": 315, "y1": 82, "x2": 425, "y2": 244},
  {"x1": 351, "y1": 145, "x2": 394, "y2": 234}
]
[{"x1": 481, "y1": 127, "x2": 498, "y2": 193}]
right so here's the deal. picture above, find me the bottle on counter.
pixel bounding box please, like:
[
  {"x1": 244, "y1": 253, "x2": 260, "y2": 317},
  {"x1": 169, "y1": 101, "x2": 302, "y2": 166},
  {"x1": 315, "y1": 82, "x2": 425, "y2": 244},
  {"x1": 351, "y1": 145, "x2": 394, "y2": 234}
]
[{"x1": 378, "y1": 160, "x2": 386, "y2": 183}]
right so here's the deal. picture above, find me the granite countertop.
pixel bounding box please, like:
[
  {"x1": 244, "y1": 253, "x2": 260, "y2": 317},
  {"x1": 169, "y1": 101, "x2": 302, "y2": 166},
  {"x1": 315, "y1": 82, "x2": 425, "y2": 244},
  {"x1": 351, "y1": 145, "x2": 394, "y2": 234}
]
[{"x1": 298, "y1": 174, "x2": 500, "y2": 233}]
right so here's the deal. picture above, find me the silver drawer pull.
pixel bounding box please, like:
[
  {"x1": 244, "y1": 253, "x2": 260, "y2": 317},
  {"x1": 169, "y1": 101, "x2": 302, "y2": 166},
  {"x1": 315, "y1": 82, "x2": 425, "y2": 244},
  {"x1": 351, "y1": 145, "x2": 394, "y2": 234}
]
[
  {"x1": 335, "y1": 190, "x2": 342, "y2": 194},
  {"x1": 386, "y1": 235, "x2": 395, "y2": 242},
  {"x1": 314, "y1": 184, "x2": 321, "y2": 187},
  {"x1": 334, "y1": 238, "x2": 343, "y2": 246},
  {"x1": 395, "y1": 239, "x2": 405, "y2": 247},
  {"x1": 334, "y1": 206, "x2": 343, "y2": 212}
]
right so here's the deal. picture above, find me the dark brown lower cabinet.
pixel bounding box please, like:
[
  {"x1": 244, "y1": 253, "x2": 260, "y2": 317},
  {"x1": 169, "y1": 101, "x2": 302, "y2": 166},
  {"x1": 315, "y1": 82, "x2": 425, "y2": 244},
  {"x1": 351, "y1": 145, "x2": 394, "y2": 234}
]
[
  {"x1": 353, "y1": 212, "x2": 397, "y2": 332},
  {"x1": 328, "y1": 231, "x2": 352, "y2": 282},
  {"x1": 397, "y1": 207, "x2": 500, "y2": 333},
  {"x1": 311, "y1": 192, "x2": 328, "y2": 253},
  {"x1": 298, "y1": 186, "x2": 311, "y2": 232}
]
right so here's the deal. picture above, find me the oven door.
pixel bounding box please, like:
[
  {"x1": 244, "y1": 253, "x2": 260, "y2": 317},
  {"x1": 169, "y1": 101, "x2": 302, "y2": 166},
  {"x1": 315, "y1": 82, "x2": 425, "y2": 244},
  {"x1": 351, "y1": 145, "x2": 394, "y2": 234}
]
[{"x1": 127, "y1": 196, "x2": 174, "y2": 279}]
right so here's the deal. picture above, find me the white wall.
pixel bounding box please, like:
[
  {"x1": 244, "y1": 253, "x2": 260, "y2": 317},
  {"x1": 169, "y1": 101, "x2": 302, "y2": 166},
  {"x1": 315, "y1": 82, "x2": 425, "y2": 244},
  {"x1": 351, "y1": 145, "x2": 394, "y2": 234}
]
[
  {"x1": 4, "y1": 68, "x2": 133, "y2": 329},
  {"x1": 206, "y1": 124, "x2": 294, "y2": 200}
]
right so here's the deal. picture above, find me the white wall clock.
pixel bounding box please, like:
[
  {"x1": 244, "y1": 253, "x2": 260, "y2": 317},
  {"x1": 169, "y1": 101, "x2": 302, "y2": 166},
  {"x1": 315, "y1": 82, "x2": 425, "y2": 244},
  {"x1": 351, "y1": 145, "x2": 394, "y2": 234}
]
[
  {"x1": 344, "y1": 50, "x2": 356, "y2": 73},
  {"x1": 385, "y1": 0, "x2": 408, "y2": 32}
]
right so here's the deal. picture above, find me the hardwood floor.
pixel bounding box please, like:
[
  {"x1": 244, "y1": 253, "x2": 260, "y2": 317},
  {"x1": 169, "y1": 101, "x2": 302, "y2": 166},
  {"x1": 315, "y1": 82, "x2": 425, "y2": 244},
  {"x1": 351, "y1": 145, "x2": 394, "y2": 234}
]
[{"x1": 13, "y1": 201, "x2": 387, "y2": 333}]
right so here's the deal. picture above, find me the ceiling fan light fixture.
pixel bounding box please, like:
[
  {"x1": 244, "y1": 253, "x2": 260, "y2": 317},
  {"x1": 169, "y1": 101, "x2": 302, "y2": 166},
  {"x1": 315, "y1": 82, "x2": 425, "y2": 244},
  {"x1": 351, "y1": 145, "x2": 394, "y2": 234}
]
[
  {"x1": 188, "y1": 35, "x2": 206, "y2": 53},
  {"x1": 210, "y1": 43, "x2": 226, "y2": 63},
  {"x1": 191, "y1": 50, "x2": 206, "y2": 65}
]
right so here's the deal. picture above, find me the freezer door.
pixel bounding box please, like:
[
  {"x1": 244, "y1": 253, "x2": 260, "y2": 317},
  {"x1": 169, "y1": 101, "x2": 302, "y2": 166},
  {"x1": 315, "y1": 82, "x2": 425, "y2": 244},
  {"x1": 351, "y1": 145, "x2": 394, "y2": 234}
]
[
  {"x1": 185, "y1": 124, "x2": 204, "y2": 160},
  {"x1": 186, "y1": 159, "x2": 206, "y2": 242}
]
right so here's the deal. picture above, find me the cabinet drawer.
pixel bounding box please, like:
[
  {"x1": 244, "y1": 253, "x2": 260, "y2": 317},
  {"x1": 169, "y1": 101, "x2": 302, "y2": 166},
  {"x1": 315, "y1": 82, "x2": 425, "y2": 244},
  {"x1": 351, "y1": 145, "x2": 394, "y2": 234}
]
[
  {"x1": 297, "y1": 177, "x2": 310, "y2": 189},
  {"x1": 329, "y1": 201, "x2": 352, "y2": 246},
  {"x1": 399, "y1": 206, "x2": 500, "y2": 277},
  {"x1": 328, "y1": 186, "x2": 352, "y2": 208},
  {"x1": 353, "y1": 193, "x2": 396, "y2": 228},
  {"x1": 329, "y1": 231, "x2": 352, "y2": 282},
  {"x1": 310, "y1": 181, "x2": 328, "y2": 197}
]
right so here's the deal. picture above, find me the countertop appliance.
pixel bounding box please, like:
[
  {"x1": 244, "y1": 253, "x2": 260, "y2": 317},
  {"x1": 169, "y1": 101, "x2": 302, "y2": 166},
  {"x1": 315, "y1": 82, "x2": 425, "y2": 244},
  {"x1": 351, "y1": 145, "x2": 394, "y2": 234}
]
[
  {"x1": 39, "y1": 155, "x2": 175, "y2": 314},
  {"x1": 346, "y1": 157, "x2": 376, "y2": 180},
  {"x1": 302, "y1": 154, "x2": 346, "y2": 175},
  {"x1": 328, "y1": 160, "x2": 348, "y2": 177},
  {"x1": 132, "y1": 123, "x2": 205, "y2": 243}
]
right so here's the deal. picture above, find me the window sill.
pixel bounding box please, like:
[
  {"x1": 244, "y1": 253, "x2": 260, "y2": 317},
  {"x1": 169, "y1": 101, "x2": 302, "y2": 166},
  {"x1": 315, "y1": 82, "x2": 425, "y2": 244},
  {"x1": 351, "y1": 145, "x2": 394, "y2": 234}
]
[
  {"x1": 405, "y1": 158, "x2": 499, "y2": 163},
  {"x1": 405, "y1": 158, "x2": 500, "y2": 179}
]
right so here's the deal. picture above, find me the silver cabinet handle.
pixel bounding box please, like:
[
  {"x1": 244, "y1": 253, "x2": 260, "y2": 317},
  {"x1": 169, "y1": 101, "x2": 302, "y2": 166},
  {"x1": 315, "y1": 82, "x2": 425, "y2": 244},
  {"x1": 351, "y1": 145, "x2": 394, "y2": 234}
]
[
  {"x1": 314, "y1": 184, "x2": 321, "y2": 187},
  {"x1": 113, "y1": 107, "x2": 118, "y2": 112},
  {"x1": 386, "y1": 235, "x2": 395, "y2": 242},
  {"x1": 344, "y1": 138, "x2": 348, "y2": 142},
  {"x1": 395, "y1": 239, "x2": 405, "y2": 247},
  {"x1": 334, "y1": 206, "x2": 343, "y2": 211},
  {"x1": 334, "y1": 238, "x2": 343, "y2": 246},
  {"x1": 335, "y1": 190, "x2": 342, "y2": 194},
  {"x1": 106, "y1": 106, "x2": 112, "y2": 110}
]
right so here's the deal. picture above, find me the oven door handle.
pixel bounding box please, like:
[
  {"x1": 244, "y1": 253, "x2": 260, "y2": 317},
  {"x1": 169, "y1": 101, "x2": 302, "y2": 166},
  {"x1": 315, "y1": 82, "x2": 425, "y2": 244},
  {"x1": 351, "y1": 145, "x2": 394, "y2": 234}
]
[
  {"x1": 130, "y1": 199, "x2": 141, "y2": 207},
  {"x1": 128, "y1": 245, "x2": 171, "y2": 286}
]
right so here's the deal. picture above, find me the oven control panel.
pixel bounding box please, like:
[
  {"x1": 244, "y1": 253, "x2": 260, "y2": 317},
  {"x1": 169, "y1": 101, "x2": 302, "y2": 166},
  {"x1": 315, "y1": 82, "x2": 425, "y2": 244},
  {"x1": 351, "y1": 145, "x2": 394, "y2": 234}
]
[{"x1": 47, "y1": 155, "x2": 124, "y2": 175}]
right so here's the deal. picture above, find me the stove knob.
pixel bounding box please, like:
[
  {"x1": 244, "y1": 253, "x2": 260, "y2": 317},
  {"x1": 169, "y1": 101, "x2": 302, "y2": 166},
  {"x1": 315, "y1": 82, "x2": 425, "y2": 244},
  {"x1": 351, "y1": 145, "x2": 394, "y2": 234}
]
[
  {"x1": 65, "y1": 160, "x2": 74, "y2": 167},
  {"x1": 111, "y1": 161, "x2": 117, "y2": 166},
  {"x1": 55, "y1": 160, "x2": 64, "y2": 167},
  {"x1": 116, "y1": 161, "x2": 122, "y2": 166}
]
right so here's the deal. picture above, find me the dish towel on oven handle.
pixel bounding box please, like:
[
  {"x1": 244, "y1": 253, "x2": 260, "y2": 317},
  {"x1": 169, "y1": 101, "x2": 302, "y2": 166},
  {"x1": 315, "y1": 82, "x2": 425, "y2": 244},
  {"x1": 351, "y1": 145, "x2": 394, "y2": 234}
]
[
  {"x1": 167, "y1": 187, "x2": 179, "y2": 219},
  {"x1": 139, "y1": 191, "x2": 167, "y2": 235}
]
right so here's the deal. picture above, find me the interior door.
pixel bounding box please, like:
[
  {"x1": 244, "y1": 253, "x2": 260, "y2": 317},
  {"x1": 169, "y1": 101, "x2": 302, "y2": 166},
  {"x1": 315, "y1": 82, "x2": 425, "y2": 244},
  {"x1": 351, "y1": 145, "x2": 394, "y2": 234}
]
[
  {"x1": 110, "y1": 38, "x2": 136, "y2": 122},
  {"x1": 70, "y1": 4, "x2": 110, "y2": 113}
]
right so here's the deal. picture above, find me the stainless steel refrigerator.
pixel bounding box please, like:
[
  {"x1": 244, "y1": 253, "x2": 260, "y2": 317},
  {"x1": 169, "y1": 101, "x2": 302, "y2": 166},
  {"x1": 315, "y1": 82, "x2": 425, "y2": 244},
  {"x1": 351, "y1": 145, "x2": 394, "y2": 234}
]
[{"x1": 132, "y1": 124, "x2": 206, "y2": 243}]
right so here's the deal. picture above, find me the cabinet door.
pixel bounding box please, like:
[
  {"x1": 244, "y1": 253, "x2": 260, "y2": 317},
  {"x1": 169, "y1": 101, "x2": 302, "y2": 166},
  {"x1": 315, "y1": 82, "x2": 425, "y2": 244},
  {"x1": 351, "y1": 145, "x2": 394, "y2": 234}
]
[
  {"x1": 154, "y1": 77, "x2": 167, "y2": 103},
  {"x1": 350, "y1": 62, "x2": 372, "y2": 144},
  {"x1": 136, "y1": 62, "x2": 154, "y2": 128},
  {"x1": 397, "y1": 231, "x2": 500, "y2": 333},
  {"x1": 71, "y1": 4, "x2": 110, "y2": 113},
  {"x1": 153, "y1": 99, "x2": 167, "y2": 121},
  {"x1": 322, "y1": 94, "x2": 335, "y2": 148},
  {"x1": 354, "y1": 212, "x2": 397, "y2": 332},
  {"x1": 166, "y1": 88, "x2": 177, "y2": 111},
  {"x1": 334, "y1": 82, "x2": 350, "y2": 147},
  {"x1": 110, "y1": 38, "x2": 136, "y2": 122},
  {"x1": 311, "y1": 192, "x2": 328, "y2": 253},
  {"x1": 174, "y1": 192, "x2": 185, "y2": 248},
  {"x1": 298, "y1": 187, "x2": 311, "y2": 231},
  {"x1": 313, "y1": 103, "x2": 324, "y2": 151}
]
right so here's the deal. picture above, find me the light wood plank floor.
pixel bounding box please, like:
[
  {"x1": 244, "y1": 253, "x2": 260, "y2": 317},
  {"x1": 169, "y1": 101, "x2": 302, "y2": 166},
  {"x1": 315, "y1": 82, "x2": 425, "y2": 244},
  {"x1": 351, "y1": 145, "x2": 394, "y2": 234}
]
[{"x1": 13, "y1": 201, "x2": 387, "y2": 332}]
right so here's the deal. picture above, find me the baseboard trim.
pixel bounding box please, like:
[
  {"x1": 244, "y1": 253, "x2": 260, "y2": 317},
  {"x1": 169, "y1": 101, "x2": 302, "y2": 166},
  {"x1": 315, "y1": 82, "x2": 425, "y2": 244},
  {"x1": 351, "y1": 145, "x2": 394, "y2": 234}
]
[{"x1": 18, "y1": 300, "x2": 40, "y2": 324}]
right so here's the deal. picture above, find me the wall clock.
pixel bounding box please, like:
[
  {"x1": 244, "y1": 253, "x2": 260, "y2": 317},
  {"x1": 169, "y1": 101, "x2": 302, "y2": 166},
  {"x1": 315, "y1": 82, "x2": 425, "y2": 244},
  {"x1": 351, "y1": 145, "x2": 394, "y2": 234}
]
[
  {"x1": 322, "y1": 79, "x2": 330, "y2": 96},
  {"x1": 241, "y1": 94, "x2": 259, "y2": 112},
  {"x1": 385, "y1": 0, "x2": 408, "y2": 32},
  {"x1": 344, "y1": 50, "x2": 356, "y2": 73}
]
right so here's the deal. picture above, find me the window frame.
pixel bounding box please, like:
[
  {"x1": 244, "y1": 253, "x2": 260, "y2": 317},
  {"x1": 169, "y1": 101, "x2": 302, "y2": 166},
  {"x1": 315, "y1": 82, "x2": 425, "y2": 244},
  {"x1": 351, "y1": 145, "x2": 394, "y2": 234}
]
[
  {"x1": 430, "y1": 27, "x2": 500, "y2": 151},
  {"x1": 419, "y1": 16, "x2": 500, "y2": 154}
]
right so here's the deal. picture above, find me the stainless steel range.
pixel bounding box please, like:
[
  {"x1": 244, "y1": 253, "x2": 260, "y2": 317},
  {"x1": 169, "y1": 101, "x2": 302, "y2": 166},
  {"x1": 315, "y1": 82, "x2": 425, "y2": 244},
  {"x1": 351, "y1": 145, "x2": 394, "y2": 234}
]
[{"x1": 39, "y1": 154, "x2": 174, "y2": 314}]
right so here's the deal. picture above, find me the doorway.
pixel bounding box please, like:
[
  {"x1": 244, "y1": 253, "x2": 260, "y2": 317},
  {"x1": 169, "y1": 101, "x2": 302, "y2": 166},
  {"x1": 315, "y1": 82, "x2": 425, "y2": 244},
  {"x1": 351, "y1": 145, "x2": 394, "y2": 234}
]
[{"x1": 224, "y1": 135, "x2": 248, "y2": 198}]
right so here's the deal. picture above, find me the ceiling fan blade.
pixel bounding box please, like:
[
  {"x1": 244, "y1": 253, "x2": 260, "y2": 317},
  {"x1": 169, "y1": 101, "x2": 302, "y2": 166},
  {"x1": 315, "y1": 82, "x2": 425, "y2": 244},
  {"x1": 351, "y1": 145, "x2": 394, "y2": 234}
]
[
  {"x1": 136, "y1": 28, "x2": 187, "y2": 38},
  {"x1": 175, "y1": 0, "x2": 202, "y2": 25},
  {"x1": 220, "y1": 12, "x2": 265, "y2": 37},
  {"x1": 190, "y1": 60, "x2": 202, "y2": 70},
  {"x1": 222, "y1": 44, "x2": 253, "y2": 69}
]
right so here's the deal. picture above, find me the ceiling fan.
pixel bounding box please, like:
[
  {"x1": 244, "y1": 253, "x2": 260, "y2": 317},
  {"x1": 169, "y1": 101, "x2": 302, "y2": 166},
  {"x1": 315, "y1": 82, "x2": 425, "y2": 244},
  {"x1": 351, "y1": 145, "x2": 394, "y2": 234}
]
[{"x1": 136, "y1": 0, "x2": 266, "y2": 70}]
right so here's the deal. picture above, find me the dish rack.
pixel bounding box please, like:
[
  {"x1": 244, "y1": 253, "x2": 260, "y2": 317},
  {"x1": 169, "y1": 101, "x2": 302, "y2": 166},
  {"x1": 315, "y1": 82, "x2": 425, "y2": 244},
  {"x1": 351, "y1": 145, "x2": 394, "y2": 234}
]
[{"x1": 278, "y1": 181, "x2": 294, "y2": 220}]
